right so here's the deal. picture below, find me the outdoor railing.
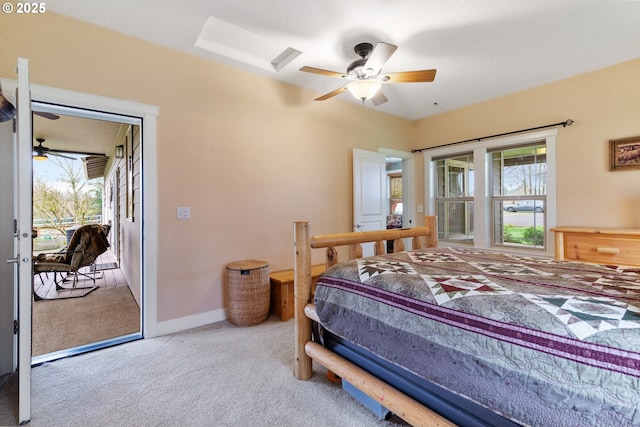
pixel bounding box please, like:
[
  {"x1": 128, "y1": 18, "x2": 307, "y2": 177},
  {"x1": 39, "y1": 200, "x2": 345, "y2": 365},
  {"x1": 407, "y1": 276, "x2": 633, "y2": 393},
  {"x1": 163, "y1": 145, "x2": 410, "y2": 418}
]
[{"x1": 33, "y1": 215, "x2": 102, "y2": 227}]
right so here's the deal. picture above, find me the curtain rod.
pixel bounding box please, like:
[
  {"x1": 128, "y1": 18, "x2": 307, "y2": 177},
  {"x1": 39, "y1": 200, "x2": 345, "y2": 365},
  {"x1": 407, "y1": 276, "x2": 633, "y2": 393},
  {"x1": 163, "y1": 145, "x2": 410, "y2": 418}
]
[{"x1": 411, "y1": 119, "x2": 574, "y2": 153}]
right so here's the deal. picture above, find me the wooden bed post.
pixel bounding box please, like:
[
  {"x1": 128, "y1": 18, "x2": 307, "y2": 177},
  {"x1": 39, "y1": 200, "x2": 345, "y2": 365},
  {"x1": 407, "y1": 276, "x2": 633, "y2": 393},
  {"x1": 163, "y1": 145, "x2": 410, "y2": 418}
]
[
  {"x1": 294, "y1": 221, "x2": 313, "y2": 380},
  {"x1": 425, "y1": 215, "x2": 438, "y2": 248}
]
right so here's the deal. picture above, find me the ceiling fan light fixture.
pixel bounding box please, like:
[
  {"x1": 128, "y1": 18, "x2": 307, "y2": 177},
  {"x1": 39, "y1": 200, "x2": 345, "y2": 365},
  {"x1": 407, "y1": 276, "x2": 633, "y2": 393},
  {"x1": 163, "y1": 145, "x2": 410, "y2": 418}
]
[
  {"x1": 347, "y1": 80, "x2": 381, "y2": 101},
  {"x1": 33, "y1": 152, "x2": 48, "y2": 161}
]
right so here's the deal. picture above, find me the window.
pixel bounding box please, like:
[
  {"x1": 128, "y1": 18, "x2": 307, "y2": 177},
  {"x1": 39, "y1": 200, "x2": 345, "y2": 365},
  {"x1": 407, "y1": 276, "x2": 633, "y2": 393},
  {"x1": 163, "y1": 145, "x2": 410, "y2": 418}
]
[
  {"x1": 424, "y1": 129, "x2": 557, "y2": 256},
  {"x1": 434, "y1": 154, "x2": 474, "y2": 242},
  {"x1": 490, "y1": 143, "x2": 546, "y2": 248}
]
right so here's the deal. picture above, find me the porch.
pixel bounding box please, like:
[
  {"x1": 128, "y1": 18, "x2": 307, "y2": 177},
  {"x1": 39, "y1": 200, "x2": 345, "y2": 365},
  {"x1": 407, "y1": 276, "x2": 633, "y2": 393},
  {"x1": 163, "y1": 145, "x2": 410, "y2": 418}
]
[{"x1": 32, "y1": 248, "x2": 141, "y2": 361}]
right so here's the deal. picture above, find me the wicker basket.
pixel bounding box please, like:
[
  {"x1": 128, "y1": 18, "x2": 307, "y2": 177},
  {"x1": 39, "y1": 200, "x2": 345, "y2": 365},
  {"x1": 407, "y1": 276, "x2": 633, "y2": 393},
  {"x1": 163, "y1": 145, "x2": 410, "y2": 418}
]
[{"x1": 224, "y1": 260, "x2": 270, "y2": 326}]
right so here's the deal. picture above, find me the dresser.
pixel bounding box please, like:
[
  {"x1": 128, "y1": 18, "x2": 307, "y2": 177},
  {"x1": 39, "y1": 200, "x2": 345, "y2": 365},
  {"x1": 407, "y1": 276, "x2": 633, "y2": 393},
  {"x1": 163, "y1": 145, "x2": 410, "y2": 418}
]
[{"x1": 551, "y1": 226, "x2": 640, "y2": 267}]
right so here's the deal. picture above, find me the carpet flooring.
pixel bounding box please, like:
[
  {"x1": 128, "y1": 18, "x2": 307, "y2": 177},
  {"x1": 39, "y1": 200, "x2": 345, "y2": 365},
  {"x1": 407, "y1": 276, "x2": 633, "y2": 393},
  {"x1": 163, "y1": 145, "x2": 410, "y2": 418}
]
[{"x1": 1, "y1": 317, "x2": 410, "y2": 426}]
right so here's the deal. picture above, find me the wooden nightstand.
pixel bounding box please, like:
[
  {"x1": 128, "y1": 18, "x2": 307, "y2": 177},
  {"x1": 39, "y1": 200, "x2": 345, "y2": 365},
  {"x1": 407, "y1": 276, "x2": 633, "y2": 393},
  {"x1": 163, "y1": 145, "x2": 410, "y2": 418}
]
[
  {"x1": 551, "y1": 226, "x2": 640, "y2": 266},
  {"x1": 270, "y1": 264, "x2": 326, "y2": 321}
]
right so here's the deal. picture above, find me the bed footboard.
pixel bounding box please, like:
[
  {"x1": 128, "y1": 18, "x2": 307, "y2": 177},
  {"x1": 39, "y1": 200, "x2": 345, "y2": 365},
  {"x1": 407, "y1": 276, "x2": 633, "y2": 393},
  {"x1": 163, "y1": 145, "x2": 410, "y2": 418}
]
[{"x1": 293, "y1": 217, "x2": 450, "y2": 427}]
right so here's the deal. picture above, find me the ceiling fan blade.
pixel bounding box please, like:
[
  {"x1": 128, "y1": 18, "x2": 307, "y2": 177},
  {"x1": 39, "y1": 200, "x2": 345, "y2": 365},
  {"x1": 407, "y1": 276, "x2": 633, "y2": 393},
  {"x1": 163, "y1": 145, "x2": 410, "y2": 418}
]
[
  {"x1": 48, "y1": 152, "x2": 76, "y2": 160},
  {"x1": 34, "y1": 111, "x2": 60, "y2": 120},
  {"x1": 370, "y1": 91, "x2": 388, "y2": 107},
  {"x1": 0, "y1": 95, "x2": 16, "y2": 122},
  {"x1": 363, "y1": 42, "x2": 398, "y2": 76},
  {"x1": 383, "y1": 69, "x2": 437, "y2": 83},
  {"x1": 300, "y1": 66, "x2": 346, "y2": 79},
  {"x1": 49, "y1": 147, "x2": 106, "y2": 157},
  {"x1": 314, "y1": 86, "x2": 347, "y2": 101},
  {"x1": 0, "y1": 84, "x2": 16, "y2": 122},
  {"x1": 315, "y1": 86, "x2": 349, "y2": 101}
]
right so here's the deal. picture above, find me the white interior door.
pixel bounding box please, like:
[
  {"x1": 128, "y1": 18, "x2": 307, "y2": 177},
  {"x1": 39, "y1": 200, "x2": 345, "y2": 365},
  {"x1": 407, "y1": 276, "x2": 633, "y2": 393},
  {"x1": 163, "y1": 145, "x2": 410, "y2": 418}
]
[
  {"x1": 353, "y1": 148, "x2": 386, "y2": 257},
  {"x1": 16, "y1": 57, "x2": 33, "y2": 424},
  {"x1": 0, "y1": 101, "x2": 15, "y2": 381}
]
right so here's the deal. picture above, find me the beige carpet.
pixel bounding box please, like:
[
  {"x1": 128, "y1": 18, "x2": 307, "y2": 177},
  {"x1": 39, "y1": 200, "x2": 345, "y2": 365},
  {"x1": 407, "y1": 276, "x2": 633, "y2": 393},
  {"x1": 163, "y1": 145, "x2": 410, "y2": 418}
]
[
  {"x1": 1, "y1": 317, "x2": 410, "y2": 427},
  {"x1": 32, "y1": 286, "x2": 140, "y2": 356}
]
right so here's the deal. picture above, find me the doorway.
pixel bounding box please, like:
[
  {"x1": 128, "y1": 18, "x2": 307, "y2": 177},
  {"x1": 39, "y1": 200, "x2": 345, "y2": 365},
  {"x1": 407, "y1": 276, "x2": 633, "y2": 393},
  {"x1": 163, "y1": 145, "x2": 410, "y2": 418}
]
[
  {"x1": 0, "y1": 70, "x2": 159, "y2": 424},
  {"x1": 352, "y1": 147, "x2": 416, "y2": 256},
  {"x1": 379, "y1": 147, "x2": 416, "y2": 228},
  {"x1": 30, "y1": 103, "x2": 143, "y2": 364},
  {"x1": 385, "y1": 155, "x2": 416, "y2": 251}
]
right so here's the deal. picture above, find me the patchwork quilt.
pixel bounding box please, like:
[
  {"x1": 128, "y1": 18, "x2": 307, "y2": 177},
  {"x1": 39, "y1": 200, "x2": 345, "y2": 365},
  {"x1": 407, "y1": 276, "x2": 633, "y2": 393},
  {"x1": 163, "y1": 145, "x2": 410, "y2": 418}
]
[{"x1": 314, "y1": 247, "x2": 640, "y2": 426}]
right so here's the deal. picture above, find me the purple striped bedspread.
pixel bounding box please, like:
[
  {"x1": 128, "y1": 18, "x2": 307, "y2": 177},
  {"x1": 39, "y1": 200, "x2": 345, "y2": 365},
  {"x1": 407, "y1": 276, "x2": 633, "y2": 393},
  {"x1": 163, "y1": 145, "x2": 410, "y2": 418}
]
[{"x1": 314, "y1": 247, "x2": 640, "y2": 426}]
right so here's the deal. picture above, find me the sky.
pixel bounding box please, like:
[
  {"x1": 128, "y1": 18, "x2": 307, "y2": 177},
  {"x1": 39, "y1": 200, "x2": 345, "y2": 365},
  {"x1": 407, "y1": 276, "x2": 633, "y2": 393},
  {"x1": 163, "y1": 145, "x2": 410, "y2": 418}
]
[{"x1": 33, "y1": 154, "x2": 84, "y2": 191}]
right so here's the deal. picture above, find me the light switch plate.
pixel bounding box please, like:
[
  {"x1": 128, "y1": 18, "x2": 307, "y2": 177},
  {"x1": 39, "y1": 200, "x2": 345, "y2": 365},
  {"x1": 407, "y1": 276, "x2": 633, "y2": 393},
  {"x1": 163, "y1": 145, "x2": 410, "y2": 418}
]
[{"x1": 177, "y1": 207, "x2": 190, "y2": 219}]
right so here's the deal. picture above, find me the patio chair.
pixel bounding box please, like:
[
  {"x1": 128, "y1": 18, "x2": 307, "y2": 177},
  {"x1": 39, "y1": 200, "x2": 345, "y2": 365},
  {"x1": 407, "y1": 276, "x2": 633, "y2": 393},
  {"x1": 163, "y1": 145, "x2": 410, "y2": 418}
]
[{"x1": 33, "y1": 224, "x2": 110, "y2": 300}]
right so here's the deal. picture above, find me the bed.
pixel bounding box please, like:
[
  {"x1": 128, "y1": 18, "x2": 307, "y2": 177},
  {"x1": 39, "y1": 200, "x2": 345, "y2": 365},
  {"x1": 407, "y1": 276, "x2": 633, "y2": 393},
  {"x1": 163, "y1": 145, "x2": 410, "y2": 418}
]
[{"x1": 293, "y1": 216, "x2": 640, "y2": 427}]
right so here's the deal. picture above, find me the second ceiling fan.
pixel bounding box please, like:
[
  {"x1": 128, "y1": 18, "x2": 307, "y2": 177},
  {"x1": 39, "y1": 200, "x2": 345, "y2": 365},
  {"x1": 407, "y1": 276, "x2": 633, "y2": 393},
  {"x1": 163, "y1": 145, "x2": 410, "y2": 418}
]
[
  {"x1": 33, "y1": 138, "x2": 75, "y2": 160},
  {"x1": 33, "y1": 137, "x2": 108, "y2": 161},
  {"x1": 300, "y1": 42, "x2": 436, "y2": 106}
]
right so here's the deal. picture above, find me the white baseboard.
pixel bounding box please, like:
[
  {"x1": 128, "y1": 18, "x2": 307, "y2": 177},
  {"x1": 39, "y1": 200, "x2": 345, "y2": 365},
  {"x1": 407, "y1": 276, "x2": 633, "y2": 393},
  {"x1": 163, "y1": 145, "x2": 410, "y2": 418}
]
[{"x1": 154, "y1": 308, "x2": 226, "y2": 336}]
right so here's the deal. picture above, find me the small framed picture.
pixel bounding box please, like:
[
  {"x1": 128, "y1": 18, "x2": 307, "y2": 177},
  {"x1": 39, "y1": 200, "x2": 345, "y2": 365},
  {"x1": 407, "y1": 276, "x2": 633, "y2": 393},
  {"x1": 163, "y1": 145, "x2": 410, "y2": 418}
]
[{"x1": 609, "y1": 136, "x2": 640, "y2": 171}]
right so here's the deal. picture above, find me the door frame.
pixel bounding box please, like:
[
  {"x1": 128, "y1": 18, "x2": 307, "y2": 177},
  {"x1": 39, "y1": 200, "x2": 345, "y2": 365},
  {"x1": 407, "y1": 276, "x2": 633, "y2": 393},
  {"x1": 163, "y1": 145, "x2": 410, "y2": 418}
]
[
  {"x1": 0, "y1": 79, "x2": 161, "y2": 338},
  {"x1": 30, "y1": 104, "x2": 145, "y2": 365}
]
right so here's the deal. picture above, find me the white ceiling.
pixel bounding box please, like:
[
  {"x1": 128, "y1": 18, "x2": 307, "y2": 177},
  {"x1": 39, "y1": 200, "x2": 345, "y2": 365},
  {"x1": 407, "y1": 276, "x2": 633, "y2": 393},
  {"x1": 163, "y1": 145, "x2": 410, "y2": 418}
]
[{"x1": 46, "y1": 0, "x2": 640, "y2": 120}]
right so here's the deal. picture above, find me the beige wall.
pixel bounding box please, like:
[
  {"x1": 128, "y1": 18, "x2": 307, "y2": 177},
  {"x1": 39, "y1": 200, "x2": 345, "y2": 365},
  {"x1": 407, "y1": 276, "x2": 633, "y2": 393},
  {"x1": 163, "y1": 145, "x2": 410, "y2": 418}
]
[
  {"x1": 412, "y1": 59, "x2": 640, "y2": 229},
  {"x1": 0, "y1": 13, "x2": 414, "y2": 323}
]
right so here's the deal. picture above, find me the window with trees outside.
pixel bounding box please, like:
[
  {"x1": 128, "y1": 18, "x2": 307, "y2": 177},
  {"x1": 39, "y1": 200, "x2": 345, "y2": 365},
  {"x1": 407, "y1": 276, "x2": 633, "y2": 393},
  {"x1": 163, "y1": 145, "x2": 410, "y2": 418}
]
[
  {"x1": 424, "y1": 129, "x2": 557, "y2": 255},
  {"x1": 491, "y1": 143, "x2": 546, "y2": 248}
]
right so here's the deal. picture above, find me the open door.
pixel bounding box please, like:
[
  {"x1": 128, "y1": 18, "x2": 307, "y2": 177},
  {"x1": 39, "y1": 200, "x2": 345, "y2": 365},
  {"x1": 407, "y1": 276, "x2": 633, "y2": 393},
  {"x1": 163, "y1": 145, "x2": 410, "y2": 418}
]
[
  {"x1": 0, "y1": 92, "x2": 16, "y2": 417},
  {"x1": 352, "y1": 148, "x2": 386, "y2": 257},
  {"x1": 0, "y1": 57, "x2": 34, "y2": 424},
  {"x1": 15, "y1": 57, "x2": 33, "y2": 424}
]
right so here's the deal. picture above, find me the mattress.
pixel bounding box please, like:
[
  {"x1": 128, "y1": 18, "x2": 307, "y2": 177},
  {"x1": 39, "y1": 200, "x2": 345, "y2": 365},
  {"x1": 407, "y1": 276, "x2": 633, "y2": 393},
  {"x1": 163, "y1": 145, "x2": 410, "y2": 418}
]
[{"x1": 314, "y1": 247, "x2": 640, "y2": 426}]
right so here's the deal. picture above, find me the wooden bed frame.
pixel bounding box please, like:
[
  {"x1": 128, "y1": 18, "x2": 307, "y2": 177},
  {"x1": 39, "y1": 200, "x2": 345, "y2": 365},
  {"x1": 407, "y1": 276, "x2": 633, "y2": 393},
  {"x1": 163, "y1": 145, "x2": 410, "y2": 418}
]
[{"x1": 293, "y1": 216, "x2": 456, "y2": 427}]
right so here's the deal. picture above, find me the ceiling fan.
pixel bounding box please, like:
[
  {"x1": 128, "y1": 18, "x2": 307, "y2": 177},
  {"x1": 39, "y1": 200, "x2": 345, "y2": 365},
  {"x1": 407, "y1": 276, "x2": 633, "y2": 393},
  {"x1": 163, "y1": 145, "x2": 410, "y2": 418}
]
[
  {"x1": 33, "y1": 138, "x2": 75, "y2": 160},
  {"x1": 300, "y1": 42, "x2": 436, "y2": 106},
  {"x1": 33, "y1": 137, "x2": 108, "y2": 161}
]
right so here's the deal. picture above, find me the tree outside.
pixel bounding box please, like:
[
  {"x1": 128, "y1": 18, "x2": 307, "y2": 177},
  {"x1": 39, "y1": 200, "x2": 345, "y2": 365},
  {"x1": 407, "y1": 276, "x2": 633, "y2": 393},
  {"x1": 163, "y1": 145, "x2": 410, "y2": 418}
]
[
  {"x1": 33, "y1": 156, "x2": 103, "y2": 251},
  {"x1": 498, "y1": 145, "x2": 546, "y2": 248},
  {"x1": 502, "y1": 162, "x2": 547, "y2": 196}
]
